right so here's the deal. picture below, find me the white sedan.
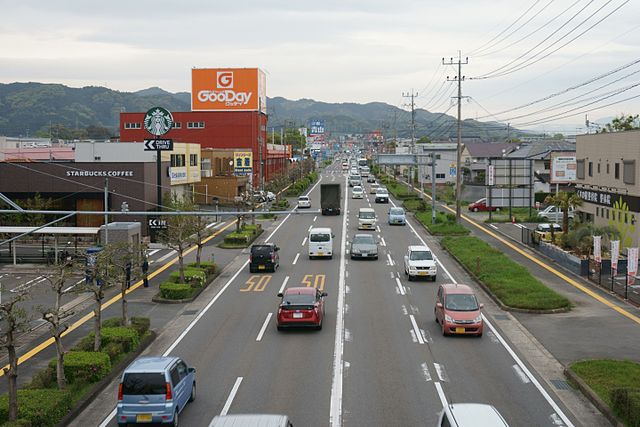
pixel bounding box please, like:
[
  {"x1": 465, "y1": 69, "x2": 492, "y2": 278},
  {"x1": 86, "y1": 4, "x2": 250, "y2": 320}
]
[
  {"x1": 297, "y1": 196, "x2": 311, "y2": 208},
  {"x1": 352, "y1": 186, "x2": 364, "y2": 199}
]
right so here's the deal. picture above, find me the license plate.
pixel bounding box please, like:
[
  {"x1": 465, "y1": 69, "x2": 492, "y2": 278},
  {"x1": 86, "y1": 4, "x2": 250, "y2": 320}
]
[
  {"x1": 318, "y1": 252, "x2": 324, "y2": 256},
  {"x1": 362, "y1": 253, "x2": 368, "y2": 257},
  {"x1": 258, "y1": 265, "x2": 265, "y2": 270},
  {"x1": 419, "y1": 272, "x2": 427, "y2": 276},
  {"x1": 293, "y1": 313, "x2": 303, "y2": 318},
  {"x1": 455, "y1": 327, "x2": 465, "y2": 334},
  {"x1": 136, "y1": 414, "x2": 152, "y2": 423}
]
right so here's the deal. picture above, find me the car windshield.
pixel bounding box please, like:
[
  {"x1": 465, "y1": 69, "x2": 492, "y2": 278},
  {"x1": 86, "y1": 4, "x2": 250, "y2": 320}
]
[
  {"x1": 353, "y1": 235, "x2": 374, "y2": 245},
  {"x1": 377, "y1": 190, "x2": 388, "y2": 195},
  {"x1": 299, "y1": 197, "x2": 308, "y2": 201},
  {"x1": 251, "y1": 246, "x2": 273, "y2": 255},
  {"x1": 353, "y1": 187, "x2": 362, "y2": 192},
  {"x1": 474, "y1": 199, "x2": 486, "y2": 204},
  {"x1": 410, "y1": 250, "x2": 432, "y2": 261},
  {"x1": 445, "y1": 293, "x2": 479, "y2": 311},
  {"x1": 359, "y1": 211, "x2": 375, "y2": 219},
  {"x1": 122, "y1": 373, "x2": 166, "y2": 395},
  {"x1": 310, "y1": 233, "x2": 330, "y2": 242},
  {"x1": 390, "y1": 208, "x2": 404, "y2": 215},
  {"x1": 282, "y1": 293, "x2": 316, "y2": 305}
]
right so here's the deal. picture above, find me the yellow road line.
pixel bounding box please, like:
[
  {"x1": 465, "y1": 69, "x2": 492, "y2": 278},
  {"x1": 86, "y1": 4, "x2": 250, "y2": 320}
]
[
  {"x1": 1, "y1": 220, "x2": 237, "y2": 376},
  {"x1": 401, "y1": 178, "x2": 640, "y2": 325}
]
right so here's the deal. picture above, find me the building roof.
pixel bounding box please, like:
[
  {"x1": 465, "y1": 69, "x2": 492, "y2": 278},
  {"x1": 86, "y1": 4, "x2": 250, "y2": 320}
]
[
  {"x1": 1, "y1": 147, "x2": 75, "y2": 162},
  {"x1": 506, "y1": 141, "x2": 575, "y2": 159},
  {"x1": 0, "y1": 226, "x2": 100, "y2": 235},
  {"x1": 464, "y1": 143, "x2": 516, "y2": 158}
]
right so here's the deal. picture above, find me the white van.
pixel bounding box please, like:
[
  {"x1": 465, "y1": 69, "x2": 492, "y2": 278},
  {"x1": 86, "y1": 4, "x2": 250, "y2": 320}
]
[
  {"x1": 358, "y1": 208, "x2": 377, "y2": 230},
  {"x1": 308, "y1": 227, "x2": 334, "y2": 259}
]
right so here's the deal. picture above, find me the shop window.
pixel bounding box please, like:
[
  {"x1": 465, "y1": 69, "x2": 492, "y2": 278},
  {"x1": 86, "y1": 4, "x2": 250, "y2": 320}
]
[
  {"x1": 187, "y1": 122, "x2": 205, "y2": 129},
  {"x1": 172, "y1": 122, "x2": 181, "y2": 129},
  {"x1": 588, "y1": 162, "x2": 593, "y2": 177},
  {"x1": 124, "y1": 122, "x2": 141, "y2": 129},
  {"x1": 623, "y1": 160, "x2": 635, "y2": 184},
  {"x1": 190, "y1": 154, "x2": 198, "y2": 167},
  {"x1": 576, "y1": 159, "x2": 585, "y2": 179},
  {"x1": 615, "y1": 163, "x2": 620, "y2": 179}
]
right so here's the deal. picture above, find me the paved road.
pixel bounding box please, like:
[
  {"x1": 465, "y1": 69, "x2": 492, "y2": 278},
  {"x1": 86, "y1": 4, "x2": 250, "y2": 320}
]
[{"x1": 66, "y1": 162, "x2": 611, "y2": 427}]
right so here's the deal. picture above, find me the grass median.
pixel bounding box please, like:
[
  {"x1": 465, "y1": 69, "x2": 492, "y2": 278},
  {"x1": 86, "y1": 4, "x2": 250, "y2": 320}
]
[
  {"x1": 415, "y1": 211, "x2": 470, "y2": 236},
  {"x1": 441, "y1": 236, "x2": 570, "y2": 310},
  {"x1": 570, "y1": 359, "x2": 640, "y2": 426}
]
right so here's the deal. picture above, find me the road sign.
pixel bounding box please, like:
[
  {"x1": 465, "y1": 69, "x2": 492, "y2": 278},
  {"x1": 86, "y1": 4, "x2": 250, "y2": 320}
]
[
  {"x1": 148, "y1": 218, "x2": 168, "y2": 230},
  {"x1": 144, "y1": 139, "x2": 174, "y2": 151}
]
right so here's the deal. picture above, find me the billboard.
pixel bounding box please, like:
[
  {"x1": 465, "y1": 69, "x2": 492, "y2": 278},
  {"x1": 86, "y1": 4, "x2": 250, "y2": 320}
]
[
  {"x1": 310, "y1": 120, "x2": 325, "y2": 135},
  {"x1": 191, "y1": 68, "x2": 266, "y2": 113},
  {"x1": 550, "y1": 153, "x2": 577, "y2": 184},
  {"x1": 234, "y1": 151, "x2": 253, "y2": 176}
]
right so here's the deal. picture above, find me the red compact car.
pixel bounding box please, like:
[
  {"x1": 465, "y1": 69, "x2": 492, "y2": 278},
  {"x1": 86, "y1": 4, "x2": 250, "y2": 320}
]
[
  {"x1": 434, "y1": 284, "x2": 484, "y2": 337},
  {"x1": 277, "y1": 287, "x2": 327, "y2": 330},
  {"x1": 467, "y1": 198, "x2": 500, "y2": 212}
]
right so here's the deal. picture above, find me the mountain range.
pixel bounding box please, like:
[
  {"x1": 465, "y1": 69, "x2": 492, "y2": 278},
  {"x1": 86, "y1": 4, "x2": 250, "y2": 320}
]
[{"x1": 0, "y1": 82, "x2": 516, "y2": 140}]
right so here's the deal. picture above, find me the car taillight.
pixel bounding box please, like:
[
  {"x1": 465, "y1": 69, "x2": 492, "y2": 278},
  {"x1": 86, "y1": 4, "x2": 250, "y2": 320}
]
[
  {"x1": 165, "y1": 382, "x2": 172, "y2": 400},
  {"x1": 118, "y1": 383, "x2": 123, "y2": 401},
  {"x1": 249, "y1": 254, "x2": 253, "y2": 262},
  {"x1": 271, "y1": 253, "x2": 276, "y2": 262}
]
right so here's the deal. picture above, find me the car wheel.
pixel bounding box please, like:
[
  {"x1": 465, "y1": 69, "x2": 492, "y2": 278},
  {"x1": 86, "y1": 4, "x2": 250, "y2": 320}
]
[
  {"x1": 374, "y1": 256, "x2": 378, "y2": 260},
  {"x1": 408, "y1": 274, "x2": 413, "y2": 282},
  {"x1": 316, "y1": 320, "x2": 323, "y2": 331},
  {"x1": 404, "y1": 266, "x2": 408, "y2": 276},
  {"x1": 441, "y1": 322, "x2": 447, "y2": 336},
  {"x1": 329, "y1": 255, "x2": 333, "y2": 260},
  {"x1": 473, "y1": 207, "x2": 479, "y2": 212},
  {"x1": 432, "y1": 275, "x2": 437, "y2": 282},
  {"x1": 277, "y1": 325, "x2": 283, "y2": 331},
  {"x1": 172, "y1": 409, "x2": 179, "y2": 427},
  {"x1": 434, "y1": 309, "x2": 439, "y2": 323},
  {"x1": 249, "y1": 266, "x2": 255, "y2": 273},
  {"x1": 477, "y1": 331, "x2": 483, "y2": 338},
  {"x1": 189, "y1": 382, "x2": 196, "y2": 402}
]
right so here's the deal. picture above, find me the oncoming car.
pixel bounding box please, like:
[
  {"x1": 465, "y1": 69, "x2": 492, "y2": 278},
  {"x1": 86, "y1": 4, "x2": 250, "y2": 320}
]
[
  {"x1": 435, "y1": 284, "x2": 484, "y2": 337},
  {"x1": 404, "y1": 245, "x2": 437, "y2": 281},
  {"x1": 277, "y1": 287, "x2": 327, "y2": 330},
  {"x1": 349, "y1": 234, "x2": 378, "y2": 260}
]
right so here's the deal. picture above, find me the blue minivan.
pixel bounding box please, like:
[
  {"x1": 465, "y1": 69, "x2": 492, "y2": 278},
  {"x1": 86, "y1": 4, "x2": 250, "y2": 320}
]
[
  {"x1": 388, "y1": 207, "x2": 406, "y2": 225},
  {"x1": 117, "y1": 356, "x2": 196, "y2": 427}
]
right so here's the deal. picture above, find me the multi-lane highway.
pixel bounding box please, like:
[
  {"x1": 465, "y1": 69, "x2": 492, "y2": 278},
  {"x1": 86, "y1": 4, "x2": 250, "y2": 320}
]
[{"x1": 76, "y1": 162, "x2": 605, "y2": 426}]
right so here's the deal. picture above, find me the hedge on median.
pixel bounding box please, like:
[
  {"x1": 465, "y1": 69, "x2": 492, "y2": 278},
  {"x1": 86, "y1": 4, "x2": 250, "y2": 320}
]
[
  {"x1": 55, "y1": 351, "x2": 111, "y2": 385},
  {"x1": 0, "y1": 389, "x2": 72, "y2": 427},
  {"x1": 159, "y1": 282, "x2": 193, "y2": 300},
  {"x1": 169, "y1": 267, "x2": 207, "y2": 287},
  {"x1": 441, "y1": 236, "x2": 570, "y2": 310}
]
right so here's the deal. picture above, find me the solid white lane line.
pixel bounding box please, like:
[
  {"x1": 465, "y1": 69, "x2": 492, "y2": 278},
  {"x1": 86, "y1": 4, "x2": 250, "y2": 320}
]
[
  {"x1": 512, "y1": 364, "x2": 531, "y2": 384},
  {"x1": 292, "y1": 253, "x2": 300, "y2": 265},
  {"x1": 434, "y1": 382, "x2": 449, "y2": 408},
  {"x1": 256, "y1": 313, "x2": 272, "y2": 342},
  {"x1": 409, "y1": 315, "x2": 424, "y2": 344},
  {"x1": 218, "y1": 377, "x2": 243, "y2": 418},
  {"x1": 330, "y1": 176, "x2": 349, "y2": 427},
  {"x1": 489, "y1": 224, "x2": 498, "y2": 230},
  {"x1": 483, "y1": 315, "x2": 574, "y2": 427},
  {"x1": 278, "y1": 276, "x2": 290, "y2": 294},
  {"x1": 387, "y1": 253, "x2": 394, "y2": 266},
  {"x1": 395, "y1": 277, "x2": 405, "y2": 296},
  {"x1": 302, "y1": 237, "x2": 308, "y2": 246}
]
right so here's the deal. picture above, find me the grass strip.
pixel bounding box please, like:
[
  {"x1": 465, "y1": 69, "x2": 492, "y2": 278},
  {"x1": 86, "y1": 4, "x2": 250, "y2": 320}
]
[
  {"x1": 441, "y1": 236, "x2": 570, "y2": 310},
  {"x1": 571, "y1": 360, "x2": 640, "y2": 407},
  {"x1": 415, "y1": 211, "x2": 469, "y2": 236}
]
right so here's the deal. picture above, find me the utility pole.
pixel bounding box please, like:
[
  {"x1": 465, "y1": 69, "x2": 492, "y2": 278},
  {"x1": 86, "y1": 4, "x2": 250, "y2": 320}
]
[
  {"x1": 403, "y1": 90, "x2": 418, "y2": 187},
  {"x1": 430, "y1": 152, "x2": 437, "y2": 224},
  {"x1": 443, "y1": 52, "x2": 469, "y2": 222},
  {"x1": 104, "y1": 178, "x2": 109, "y2": 245}
]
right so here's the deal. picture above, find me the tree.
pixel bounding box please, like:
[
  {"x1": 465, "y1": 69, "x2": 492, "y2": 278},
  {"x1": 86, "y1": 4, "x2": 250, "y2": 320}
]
[
  {"x1": 77, "y1": 248, "x2": 112, "y2": 351},
  {"x1": 191, "y1": 212, "x2": 215, "y2": 267},
  {"x1": 0, "y1": 290, "x2": 31, "y2": 422},
  {"x1": 599, "y1": 114, "x2": 640, "y2": 133},
  {"x1": 552, "y1": 133, "x2": 565, "y2": 140},
  {"x1": 100, "y1": 242, "x2": 142, "y2": 326},
  {"x1": 159, "y1": 193, "x2": 198, "y2": 283},
  {"x1": 544, "y1": 192, "x2": 583, "y2": 233},
  {"x1": 416, "y1": 136, "x2": 432, "y2": 144},
  {"x1": 38, "y1": 258, "x2": 82, "y2": 389}
]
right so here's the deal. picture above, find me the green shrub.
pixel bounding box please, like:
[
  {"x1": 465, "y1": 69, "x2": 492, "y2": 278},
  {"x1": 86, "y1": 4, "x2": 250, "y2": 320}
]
[
  {"x1": 101, "y1": 327, "x2": 140, "y2": 353},
  {"x1": 442, "y1": 236, "x2": 570, "y2": 310},
  {"x1": 102, "y1": 317, "x2": 123, "y2": 328},
  {"x1": 0, "y1": 389, "x2": 72, "y2": 427},
  {"x1": 130, "y1": 317, "x2": 151, "y2": 336},
  {"x1": 403, "y1": 198, "x2": 428, "y2": 212},
  {"x1": 160, "y1": 282, "x2": 193, "y2": 300},
  {"x1": 187, "y1": 261, "x2": 216, "y2": 275},
  {"x1": 26, "y1": 366, "x2": 55, "y2": 389},
  {"x1": 1, "y1": 419, "x2": 32, "y2": 427},
  {"x1": 169, "y1": 268, "x2": 207, "y2": 286},
  {"x1": 74, "y1": 335, "x2": 94, "y2": 352},
  {"x1": 611, "y1": 387, "x2": 640, "y2": 425},
  {"x1": 102, "y1": 342, "x2": 123, "y2": 362},
  {"x1": 57, "y1": 351, "x2": 111, "y2": 385}
]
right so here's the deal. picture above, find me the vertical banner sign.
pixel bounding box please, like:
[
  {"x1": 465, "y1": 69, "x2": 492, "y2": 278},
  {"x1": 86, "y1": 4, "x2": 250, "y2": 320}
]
[
  {"x1": 611, "y1": 240, "x2": 620, "y2": 276},
  {"x1": 487, "y1": 165, "x2": 495, "y2": 186},
  {"x1": 593, "y1": 236, "x2": 602, "y2": 263},
  {"x1": 628, "y1": 247, "x2": 638, "y2": 285}
]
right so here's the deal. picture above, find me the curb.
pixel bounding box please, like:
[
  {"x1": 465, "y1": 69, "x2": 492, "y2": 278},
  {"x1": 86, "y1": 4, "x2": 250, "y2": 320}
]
[
  {"x1": 152, "y1": 271, "x2": 221, "y2": 304},
  {"x1": 57, "y1": 330, "x2": 157, "y2": 427},
  {"x1": 564, "y1": 367, "x2": 625, "y2": 427}
]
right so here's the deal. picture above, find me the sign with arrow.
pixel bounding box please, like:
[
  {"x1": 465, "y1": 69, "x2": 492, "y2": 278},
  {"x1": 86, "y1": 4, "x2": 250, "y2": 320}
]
[
  {"x1": 148, "y1": 217, "x2": 168, "y2": 230},
  {"x1": 144, "y1": 139, "x2": 174, "y2": 151}
]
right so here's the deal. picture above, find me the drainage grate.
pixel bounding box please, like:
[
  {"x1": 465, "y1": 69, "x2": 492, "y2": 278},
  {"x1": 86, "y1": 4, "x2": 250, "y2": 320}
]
[
  {"x1": 493, "y1": 314, "x2": 509, "y2": 320},
  {"x1": 182, "y1": 310, "x2": 198, "y2": 316},
  {"x1": 550, "y1": 379, "x2": 572, "y2": 390}
]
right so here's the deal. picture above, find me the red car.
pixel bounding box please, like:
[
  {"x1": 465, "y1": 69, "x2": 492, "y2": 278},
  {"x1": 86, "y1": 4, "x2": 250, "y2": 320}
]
[
  {"x1": 277, "y1": 287, "x2": 327, "y2": 330},
  {"x1": 434, "y1": 284, "x2": 484, "y2": 337},
  {"x1": 467, "y1": 198, "x2": 500, "y2": 212}
]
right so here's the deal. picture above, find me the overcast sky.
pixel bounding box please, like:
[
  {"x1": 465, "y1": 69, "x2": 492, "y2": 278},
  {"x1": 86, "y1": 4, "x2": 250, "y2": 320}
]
[{"x1": 1, "y1": 0, "x2": 639, "y2": 133}]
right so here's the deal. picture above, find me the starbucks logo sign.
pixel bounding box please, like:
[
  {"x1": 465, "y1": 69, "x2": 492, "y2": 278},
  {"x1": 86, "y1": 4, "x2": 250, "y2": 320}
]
[{"x1": 144, "y1": 107, "x2": 173, "y2": 136}]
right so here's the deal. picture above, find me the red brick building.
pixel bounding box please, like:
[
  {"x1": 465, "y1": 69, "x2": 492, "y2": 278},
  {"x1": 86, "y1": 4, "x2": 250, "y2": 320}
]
[{"x1": 119, "y1": 111, "x2": 289, "y2": 185}]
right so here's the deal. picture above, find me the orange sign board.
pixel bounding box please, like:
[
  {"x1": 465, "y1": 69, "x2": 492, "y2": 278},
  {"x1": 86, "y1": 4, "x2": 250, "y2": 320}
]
[{"x1": 191, "y1": 68, "x2": 266, "y2": 113}]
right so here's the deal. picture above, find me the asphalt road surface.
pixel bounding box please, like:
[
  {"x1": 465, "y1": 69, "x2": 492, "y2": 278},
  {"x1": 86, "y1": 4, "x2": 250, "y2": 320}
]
[{"x1": 73, "y1": 163, "x2": 604, "y2": 427}]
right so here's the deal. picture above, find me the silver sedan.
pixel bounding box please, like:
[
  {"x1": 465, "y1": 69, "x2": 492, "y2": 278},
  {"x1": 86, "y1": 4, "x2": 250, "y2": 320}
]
[{"x1": 349, "y1": 234, "x2": 379, "y2": 260}]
